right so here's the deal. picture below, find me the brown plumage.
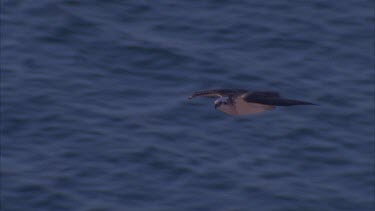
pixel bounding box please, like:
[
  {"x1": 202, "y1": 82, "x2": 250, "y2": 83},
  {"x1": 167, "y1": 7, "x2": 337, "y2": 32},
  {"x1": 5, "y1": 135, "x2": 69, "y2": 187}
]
[{"x1": 189, "y1": 89, "x2": 316, "y2": 116}]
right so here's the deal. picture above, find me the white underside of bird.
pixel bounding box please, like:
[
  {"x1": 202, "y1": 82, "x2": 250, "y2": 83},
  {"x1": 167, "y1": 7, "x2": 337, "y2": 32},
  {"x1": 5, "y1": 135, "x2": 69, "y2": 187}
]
[{"x1": 216, "y1": 96, "x2": 275, "y2": 115}]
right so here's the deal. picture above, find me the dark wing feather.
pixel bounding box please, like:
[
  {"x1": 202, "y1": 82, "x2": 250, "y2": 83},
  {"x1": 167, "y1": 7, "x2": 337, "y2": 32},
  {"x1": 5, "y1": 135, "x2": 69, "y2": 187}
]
[
  {"x1": 242, "y1": 91, "x2": 280, "y2": 105},
  {"x1": 243, "y1": 92, "x2": 315, "y2": 106},
  {"x1": 188, "y1": 89, "x2": 248, "y2": 99},
  {"x1": 245, "y1": 91, "x2": 280, "y2": 98}
]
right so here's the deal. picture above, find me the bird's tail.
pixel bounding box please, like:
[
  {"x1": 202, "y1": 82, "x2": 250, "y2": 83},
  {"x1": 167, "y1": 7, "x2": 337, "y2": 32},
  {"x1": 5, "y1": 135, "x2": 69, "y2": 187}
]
[{"x1": 270, "y1": 99, "x2": 317, "y2": 106}]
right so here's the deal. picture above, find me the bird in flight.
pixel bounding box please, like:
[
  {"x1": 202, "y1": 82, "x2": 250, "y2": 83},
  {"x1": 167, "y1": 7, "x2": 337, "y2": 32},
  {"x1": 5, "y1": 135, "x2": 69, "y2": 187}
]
[{"x1": 188, "y1": 89, "x2": 316, "y2": 116}]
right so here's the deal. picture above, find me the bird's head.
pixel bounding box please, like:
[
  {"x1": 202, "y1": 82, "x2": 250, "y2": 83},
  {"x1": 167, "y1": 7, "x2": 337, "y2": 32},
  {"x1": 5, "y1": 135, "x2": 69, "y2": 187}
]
[{"x1": 214, "y1": 97, "x2": 230, "y2": 109}]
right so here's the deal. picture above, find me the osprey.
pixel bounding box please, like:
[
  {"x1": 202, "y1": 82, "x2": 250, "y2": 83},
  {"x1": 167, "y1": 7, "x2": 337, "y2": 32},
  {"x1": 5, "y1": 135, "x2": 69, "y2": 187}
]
[{"x1": 188, "y1": 89, "x2": 315, "y2": 116}]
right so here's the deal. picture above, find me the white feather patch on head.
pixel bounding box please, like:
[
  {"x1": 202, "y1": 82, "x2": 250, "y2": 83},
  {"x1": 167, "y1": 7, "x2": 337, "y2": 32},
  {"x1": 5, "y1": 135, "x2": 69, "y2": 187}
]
[{"x1": 214, "y1": 97, "x2": 229, "y2": 105}]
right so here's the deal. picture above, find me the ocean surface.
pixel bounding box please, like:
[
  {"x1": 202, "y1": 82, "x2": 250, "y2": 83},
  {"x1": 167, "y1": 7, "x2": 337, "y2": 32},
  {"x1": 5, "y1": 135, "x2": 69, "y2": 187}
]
[{"x1": 1, "y1": 1, "x2": 374, "y2": 210}]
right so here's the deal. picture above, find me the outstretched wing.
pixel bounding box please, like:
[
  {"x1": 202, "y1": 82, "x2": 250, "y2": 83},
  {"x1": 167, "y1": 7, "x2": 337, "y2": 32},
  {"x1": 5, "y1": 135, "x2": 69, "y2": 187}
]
[
  {"x1": 242, "y1": 91, "x2": 281, "y2": 105},
  {"x1": 189, "y1": 89, "x2": 248, "y2": 99},
  {"x1": 243, "y1": 91, "x2": 280, "y2": 99},
  {"x1": 243, "y1": 91, "x2": 315, "y2": 106}
]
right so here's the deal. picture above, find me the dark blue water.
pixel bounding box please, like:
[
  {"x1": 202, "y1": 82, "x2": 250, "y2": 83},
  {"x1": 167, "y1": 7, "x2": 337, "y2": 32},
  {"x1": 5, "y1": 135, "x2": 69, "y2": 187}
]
[{"x1": 2, "y1": 1, "x2": 374, "y2": 210}]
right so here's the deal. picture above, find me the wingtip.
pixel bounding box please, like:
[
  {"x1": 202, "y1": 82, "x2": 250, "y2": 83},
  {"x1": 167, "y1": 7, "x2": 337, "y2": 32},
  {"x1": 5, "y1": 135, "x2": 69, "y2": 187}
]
[
  {"x1": 304, "y1": 101, "x2": 318, "y2": 105},
  {"x1": 188, "y1": 92, "x2": 199, "y2": 100},
  {"x1": 299, "y1": 101, "x2": 318, "y2": 106}
]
